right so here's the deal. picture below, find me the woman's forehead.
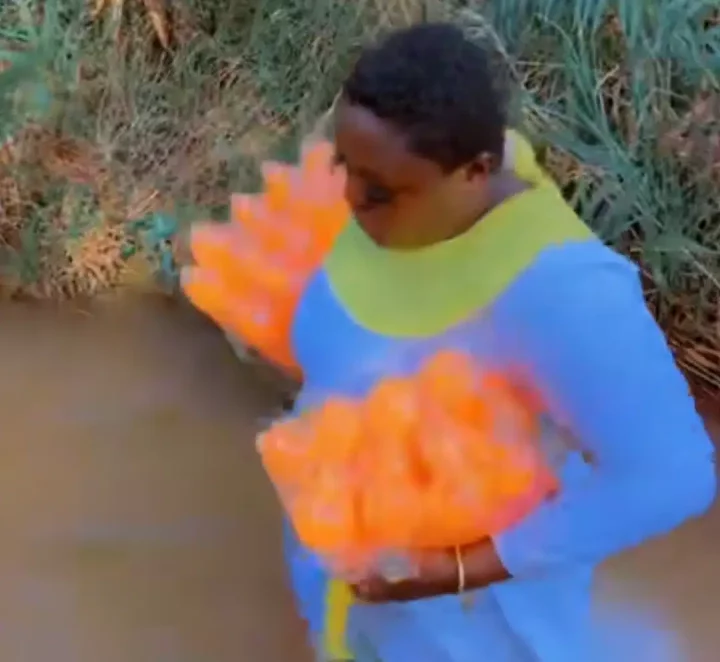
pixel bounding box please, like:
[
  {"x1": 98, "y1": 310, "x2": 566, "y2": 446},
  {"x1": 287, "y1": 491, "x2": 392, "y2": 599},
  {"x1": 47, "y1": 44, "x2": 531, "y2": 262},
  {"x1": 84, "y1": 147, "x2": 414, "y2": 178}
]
[{"x1": 334, "y1": 103, "x2": 444, "y2": 186}]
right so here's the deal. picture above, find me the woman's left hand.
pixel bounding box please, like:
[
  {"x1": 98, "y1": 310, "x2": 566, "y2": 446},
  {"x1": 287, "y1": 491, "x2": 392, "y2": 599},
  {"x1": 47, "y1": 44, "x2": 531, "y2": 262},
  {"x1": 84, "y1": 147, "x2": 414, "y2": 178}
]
[
  {"x1": 351, "y1": 549, "x2": 460, "y2": 603},
  {"x1": 350, "y1": 540, "x2": 510, "y2": 603}
]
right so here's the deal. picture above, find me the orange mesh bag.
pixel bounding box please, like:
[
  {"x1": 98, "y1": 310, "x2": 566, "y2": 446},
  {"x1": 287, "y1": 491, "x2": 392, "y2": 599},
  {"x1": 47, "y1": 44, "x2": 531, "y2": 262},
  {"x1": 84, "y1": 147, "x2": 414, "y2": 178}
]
[
  {"x1": 182, "y1": 140, "x2": 349, "y2": 374},
  {"x1": 257, "y1": 351, "x2": 557, "y2": 576}
]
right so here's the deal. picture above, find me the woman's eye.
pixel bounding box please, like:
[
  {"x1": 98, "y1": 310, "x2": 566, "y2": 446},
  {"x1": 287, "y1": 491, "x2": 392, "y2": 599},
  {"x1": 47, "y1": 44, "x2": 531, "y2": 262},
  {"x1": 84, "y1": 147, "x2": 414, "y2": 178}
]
[
  {"x1": 364, "y1": 183, "x2": 395, "y2": 207},
  {"x1": 332, "y1": 152, "x2": 346, "y2": 166}
]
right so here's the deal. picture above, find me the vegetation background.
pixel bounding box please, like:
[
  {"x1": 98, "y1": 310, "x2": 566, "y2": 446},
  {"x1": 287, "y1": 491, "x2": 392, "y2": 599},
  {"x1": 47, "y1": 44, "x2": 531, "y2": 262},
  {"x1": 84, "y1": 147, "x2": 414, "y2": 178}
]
[{"x1": 0, "y1": 0, "x2": 718, "y2": 395}]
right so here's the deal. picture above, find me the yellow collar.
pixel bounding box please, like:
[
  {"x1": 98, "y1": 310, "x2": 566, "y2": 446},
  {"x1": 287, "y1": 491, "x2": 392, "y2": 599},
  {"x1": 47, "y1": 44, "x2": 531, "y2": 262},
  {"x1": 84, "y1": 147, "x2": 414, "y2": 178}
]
[{"x1": 325, "y1": 139, "x2": 592, "y2": 338}]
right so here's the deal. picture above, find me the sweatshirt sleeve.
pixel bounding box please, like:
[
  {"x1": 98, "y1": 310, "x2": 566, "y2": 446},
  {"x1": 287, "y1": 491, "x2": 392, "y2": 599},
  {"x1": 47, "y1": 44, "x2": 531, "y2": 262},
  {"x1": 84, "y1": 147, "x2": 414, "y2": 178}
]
[{"x1": 492, "y1": 245, "x2": 716, "y2": 577}]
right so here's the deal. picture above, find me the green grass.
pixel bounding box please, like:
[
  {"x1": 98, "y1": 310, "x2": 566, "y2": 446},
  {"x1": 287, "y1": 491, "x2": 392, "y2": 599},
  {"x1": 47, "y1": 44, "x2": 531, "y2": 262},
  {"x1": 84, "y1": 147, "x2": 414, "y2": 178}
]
[
  {"x1": 469, "y1": 0, "x2": 719, "y2": 387},
  {"x1": 0, "y1": 0, "x2": 718, "y2": 389}
]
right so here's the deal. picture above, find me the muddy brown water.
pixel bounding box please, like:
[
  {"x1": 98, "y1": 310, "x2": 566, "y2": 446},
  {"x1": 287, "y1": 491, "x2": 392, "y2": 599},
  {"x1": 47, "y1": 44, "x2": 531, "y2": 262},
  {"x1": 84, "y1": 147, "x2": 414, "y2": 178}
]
[{"x1": 0, "y1": 297, "x2": 716, "y2": 661}]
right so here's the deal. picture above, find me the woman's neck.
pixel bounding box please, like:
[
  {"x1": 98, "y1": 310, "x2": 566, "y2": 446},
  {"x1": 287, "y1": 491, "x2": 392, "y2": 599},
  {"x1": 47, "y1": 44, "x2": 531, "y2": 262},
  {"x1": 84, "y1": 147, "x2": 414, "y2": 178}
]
[
  {"x1": 442, "y1": 172, "x2": 529, "y2": 243},
  {"x1": 376, "y1": 173, "x2": 530, "y2": 251}
]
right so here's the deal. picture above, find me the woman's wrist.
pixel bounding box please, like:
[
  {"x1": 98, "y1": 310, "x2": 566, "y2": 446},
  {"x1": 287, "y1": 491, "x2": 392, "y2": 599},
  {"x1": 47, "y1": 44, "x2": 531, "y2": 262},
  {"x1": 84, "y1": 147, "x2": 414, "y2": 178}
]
[
  {"x1": 459, "y1": 539, "x2": 511, "y2": 589},
  {"x1": 412, "y1": 547, "x2": 463, "y2": 596},
  {"x1": 415, "y1": 539, "x2": 509, "y2": 595},
  {"x1": 351, "y1": 540, "x2": 510, "y2": 604}
]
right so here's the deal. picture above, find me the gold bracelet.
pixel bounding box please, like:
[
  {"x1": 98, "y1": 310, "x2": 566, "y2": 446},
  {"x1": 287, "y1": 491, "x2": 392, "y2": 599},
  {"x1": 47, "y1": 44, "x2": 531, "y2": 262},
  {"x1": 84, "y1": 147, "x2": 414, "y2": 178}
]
[{"x1": 454, "y1": 545, "x2": 466, "y2": 594}]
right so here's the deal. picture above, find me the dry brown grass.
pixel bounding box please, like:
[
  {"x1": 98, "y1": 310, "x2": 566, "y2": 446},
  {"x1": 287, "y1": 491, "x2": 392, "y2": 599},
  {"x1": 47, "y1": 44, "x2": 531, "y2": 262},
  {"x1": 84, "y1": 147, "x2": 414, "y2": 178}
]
[
  {"x1": 0, "y1": 129, "x2": 126, "y2": 297},
  {"x1": 0, "y1": 0, "x2": 292, "y2": 299},
  {"x1": 91, "y1": 0, "x2": 171, "y2": 49}
]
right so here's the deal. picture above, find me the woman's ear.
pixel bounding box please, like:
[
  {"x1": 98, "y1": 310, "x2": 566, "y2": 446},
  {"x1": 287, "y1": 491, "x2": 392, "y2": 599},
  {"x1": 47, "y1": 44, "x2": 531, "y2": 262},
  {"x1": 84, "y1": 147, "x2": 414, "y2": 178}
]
[{"x1": 466, "y1": 152, "x2": 501, "y2": 181}]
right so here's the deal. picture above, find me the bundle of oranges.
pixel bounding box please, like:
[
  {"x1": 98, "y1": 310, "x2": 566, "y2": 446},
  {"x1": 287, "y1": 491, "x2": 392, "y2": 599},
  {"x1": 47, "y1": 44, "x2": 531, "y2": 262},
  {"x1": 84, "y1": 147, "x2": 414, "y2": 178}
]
[
  {"x1": 258, "y1": 351, "x2": 556, "y2": 574},
  {"x1": 182, "y1": 140, "x2": 349, "y2": 374}
]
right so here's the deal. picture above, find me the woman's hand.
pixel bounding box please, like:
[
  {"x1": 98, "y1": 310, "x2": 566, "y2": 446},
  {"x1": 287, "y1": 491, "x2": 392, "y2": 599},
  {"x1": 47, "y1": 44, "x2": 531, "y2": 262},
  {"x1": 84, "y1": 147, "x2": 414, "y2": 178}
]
[
  {"x1": 351, "y1": 549, "x2": 458, "y2": 603},
  {"x1": 351, "y1": 540, "x2": 511, "y2": 604}
]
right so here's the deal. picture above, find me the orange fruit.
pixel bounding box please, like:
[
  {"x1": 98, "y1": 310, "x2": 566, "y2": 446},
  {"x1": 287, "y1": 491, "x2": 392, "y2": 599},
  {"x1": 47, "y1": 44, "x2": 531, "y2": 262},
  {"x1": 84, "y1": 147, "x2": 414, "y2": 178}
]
[
  {"x1": 417, "y1": 352, "x2": 487, "y2": 425},
  {"x1": 224, "y1": 296, "x2": 297, "y2": 372},
  {"x1": 258, "y1": 419, "x2": 313, "y2": 491},
  {"x1": 362, "y1": 377, "x2": 419, "y2": 443},
  {"x1": 290, "y1": 471, "x2": 362, "y2": 554},
  {"x1": 181, "y1": 267, "x2": 234, "y2": 332},
  {"x1": 306, "y1": 398, "x2": 363, "y2": 467},
  {"x1": 261, "y1": 162, "x2": 292, "y2": 212},
  {"x1": 360, "y1": 460, "x2": 422, "y2": 548}
]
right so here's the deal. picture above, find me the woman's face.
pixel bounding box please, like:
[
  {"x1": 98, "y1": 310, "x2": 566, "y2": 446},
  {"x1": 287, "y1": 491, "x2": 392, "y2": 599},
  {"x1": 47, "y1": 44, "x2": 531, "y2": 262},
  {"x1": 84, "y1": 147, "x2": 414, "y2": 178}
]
[{"x1": 333, "y1": 100, "x2": 491, "y2": 248}]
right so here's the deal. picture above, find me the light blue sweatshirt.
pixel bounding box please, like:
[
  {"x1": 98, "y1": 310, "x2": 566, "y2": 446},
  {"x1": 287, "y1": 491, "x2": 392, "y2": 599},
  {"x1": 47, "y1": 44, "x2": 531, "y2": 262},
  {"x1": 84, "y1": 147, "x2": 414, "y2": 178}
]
[{"x1": 283, "y1": 142, "x2": 716, "y2": 661}]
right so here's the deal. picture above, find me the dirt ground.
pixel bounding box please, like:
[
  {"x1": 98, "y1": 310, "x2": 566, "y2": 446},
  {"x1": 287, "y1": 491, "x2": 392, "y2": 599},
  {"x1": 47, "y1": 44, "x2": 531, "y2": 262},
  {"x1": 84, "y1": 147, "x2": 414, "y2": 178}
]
[{"x1": 0, "y1": 298, "x2": 716, "y2": 661}]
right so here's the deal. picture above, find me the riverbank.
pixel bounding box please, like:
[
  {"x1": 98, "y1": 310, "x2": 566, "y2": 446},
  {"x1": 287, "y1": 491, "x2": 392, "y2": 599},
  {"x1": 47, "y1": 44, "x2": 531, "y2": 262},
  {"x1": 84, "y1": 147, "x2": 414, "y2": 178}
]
[{"x1": 1, "y1": 1, "x2": 717, "y2": 400}]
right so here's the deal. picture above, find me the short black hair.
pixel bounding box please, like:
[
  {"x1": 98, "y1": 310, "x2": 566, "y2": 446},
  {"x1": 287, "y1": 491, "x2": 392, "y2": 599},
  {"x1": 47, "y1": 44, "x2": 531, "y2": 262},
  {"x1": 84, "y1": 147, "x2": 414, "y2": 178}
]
[{"x1": 343, "y1": 23, "x2": 506, "y2": 172}]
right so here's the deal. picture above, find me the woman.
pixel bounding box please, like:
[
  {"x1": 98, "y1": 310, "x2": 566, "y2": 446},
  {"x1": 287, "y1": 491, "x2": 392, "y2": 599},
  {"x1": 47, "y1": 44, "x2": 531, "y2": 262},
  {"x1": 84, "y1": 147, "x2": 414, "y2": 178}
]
[{"x1": 282, "y1": 23, "x2": 716, "y2": 661}]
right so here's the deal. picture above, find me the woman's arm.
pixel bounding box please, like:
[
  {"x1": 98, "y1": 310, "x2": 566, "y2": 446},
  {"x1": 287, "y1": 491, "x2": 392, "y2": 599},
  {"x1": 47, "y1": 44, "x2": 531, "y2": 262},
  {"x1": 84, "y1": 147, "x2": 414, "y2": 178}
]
[
  {"x1": 491, "y1": 248, "x2": 715, "y2": 578},
  {"x1": 354, "y1": 246, "x2": 715, "y2": 602}
]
